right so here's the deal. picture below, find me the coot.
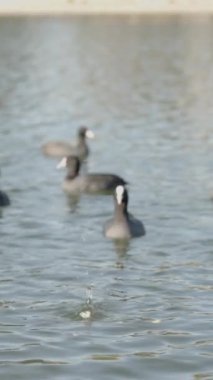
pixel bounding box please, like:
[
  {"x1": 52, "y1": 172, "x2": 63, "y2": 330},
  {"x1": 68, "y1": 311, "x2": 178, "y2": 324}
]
[
  {"x1": 104, "y1": 185, "x2": 145, "y2": 240},
  {"x1": 57, "y1": 156, "x2": 127, "y2": 195},
  {"x1": 42, "y1": 126, "x2": 94, "y2": 161}
]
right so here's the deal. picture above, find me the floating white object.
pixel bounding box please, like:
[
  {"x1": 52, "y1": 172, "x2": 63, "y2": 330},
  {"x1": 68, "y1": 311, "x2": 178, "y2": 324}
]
[
  {"x1": 151, "y1": 319, "x2": 161, "y2": 324},
  {"x1": 80, "y1": 310, "x2": 91, "y2": 319}
]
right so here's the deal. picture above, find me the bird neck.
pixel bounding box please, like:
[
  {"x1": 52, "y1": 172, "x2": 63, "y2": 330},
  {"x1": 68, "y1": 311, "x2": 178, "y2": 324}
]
[
  {"x1": 78, "y1": 135, "x2": 86, "y2": 146},
  {"x1": 114, "y1": 203, "x2": 128, "y2": 219},
  {"x1": 66, "y1": 170, "x2": 78, "y2": 180}
]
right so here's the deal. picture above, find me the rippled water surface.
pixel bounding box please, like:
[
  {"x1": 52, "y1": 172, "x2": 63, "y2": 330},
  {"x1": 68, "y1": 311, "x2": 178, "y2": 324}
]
[{"x1": 0, "y1": 15, "x2": 213, "y2": 380}]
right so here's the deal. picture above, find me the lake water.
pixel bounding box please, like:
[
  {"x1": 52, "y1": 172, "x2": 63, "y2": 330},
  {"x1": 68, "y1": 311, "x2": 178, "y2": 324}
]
[{"x1": 0, "y1": 15, "x2": 213, "y2": 380}]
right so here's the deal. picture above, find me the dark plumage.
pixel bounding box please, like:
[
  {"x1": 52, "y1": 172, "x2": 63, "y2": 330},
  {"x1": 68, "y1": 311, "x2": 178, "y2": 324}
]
[
  {"x1": 57, "y1": 156, "x2": 127, "y2": 195},
  {"x1": 0, "y1": 169, "x2": 10, "y2": 207},
  {"x1": 0, "y1": 190, "x2": 10, "y2": 207},
  {"x1": 42, "y1": 126, "x2": 94, "y2": 161},
  {"x1": 104, "y1": 185, "x2": 145, "y2": 240}
]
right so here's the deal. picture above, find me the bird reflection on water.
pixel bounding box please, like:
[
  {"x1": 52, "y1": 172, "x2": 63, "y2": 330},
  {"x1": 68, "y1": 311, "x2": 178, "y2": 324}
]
[
  {"x1": 113, "y1": 239, "x2": 130, "y2": 257},
  {"x1": 66, "y1": 193, "x2": 81, "y2": 213}
]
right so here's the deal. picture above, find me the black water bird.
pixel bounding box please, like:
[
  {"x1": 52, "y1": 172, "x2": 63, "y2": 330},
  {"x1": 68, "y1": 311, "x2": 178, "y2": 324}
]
[
  {"x1": 42, "y1": 126, "x2": 95, "y2": 161},
  {"x1": 104, "y1": 185, "x2": 145, "y2": 240},
  {"x1": 57, "y1": 155, "x2": 127, "y2": 195}
]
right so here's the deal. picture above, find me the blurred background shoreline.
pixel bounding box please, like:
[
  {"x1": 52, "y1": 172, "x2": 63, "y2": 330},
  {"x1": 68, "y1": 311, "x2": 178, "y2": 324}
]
[{"x1": 0, "y1": 0, "x2": 213, "y2": 15}]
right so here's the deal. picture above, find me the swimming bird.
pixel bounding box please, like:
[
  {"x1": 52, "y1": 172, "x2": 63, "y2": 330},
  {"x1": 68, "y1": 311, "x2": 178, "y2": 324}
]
[
  {"x1": 0, "y1": 190, "x2": 10, "y2": 207},
  {"x1": 0, "y1": 169, "x2": 10, "y2": 207},
  {"x1": 57, "y1": 155, "x2": 127, "y2": 195},
  {"x1": 104, "y1": 185, "x2": 145, "y2": 240},
  {"x1": 42, "y1": 126, "x2": 95, "y2": 161}
]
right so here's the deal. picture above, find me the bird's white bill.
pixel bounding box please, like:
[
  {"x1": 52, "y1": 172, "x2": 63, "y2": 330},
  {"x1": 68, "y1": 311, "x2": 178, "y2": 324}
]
[
  {"x1": 56, "y1": 157, "x2": 67, "y2": 169},
  {"x1": 116, "y1": 185, "x2": 124, "y2": 205},
  {"x1": 85, "y1": 129, "x2": 95, "y2": 139}
]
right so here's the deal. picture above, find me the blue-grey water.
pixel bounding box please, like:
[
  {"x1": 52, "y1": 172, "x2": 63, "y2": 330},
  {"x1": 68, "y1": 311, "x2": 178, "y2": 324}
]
[{"x1": 0, "y1": 15, "x2": 213, "y2": 380}]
